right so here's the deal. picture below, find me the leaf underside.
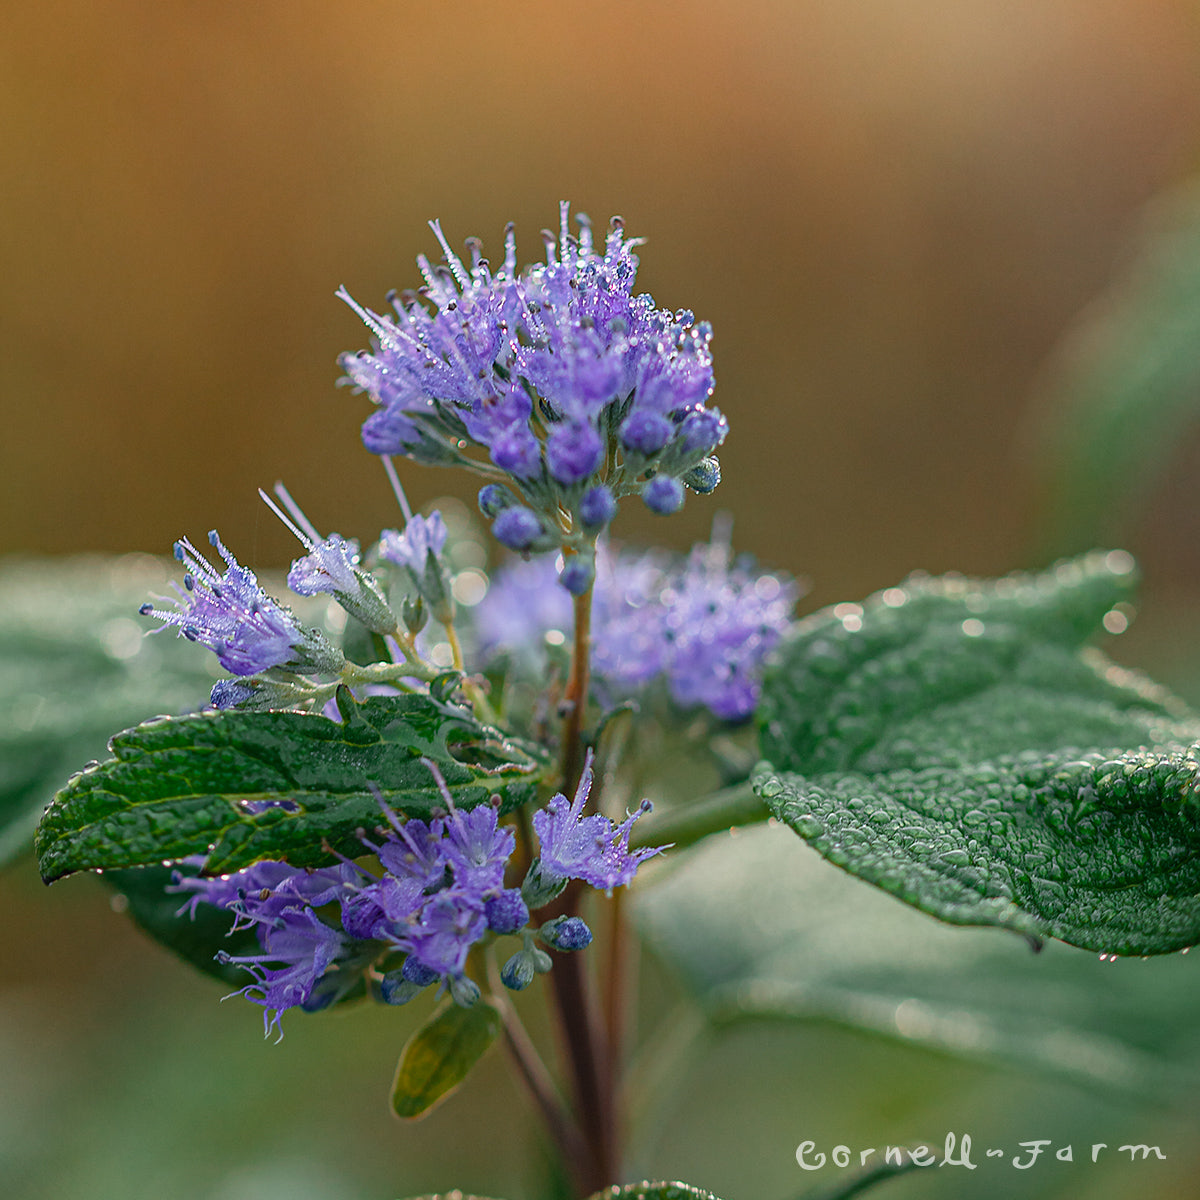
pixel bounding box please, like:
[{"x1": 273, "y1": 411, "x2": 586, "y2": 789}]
[
  {"x1": 0, "y1": 556, "x2": 218, "y2": 867},
  {"x1": 102, "y1": 865, "x2": 260, "y2": 987},
  {"x1": 755, "y1": 552, "x2": 1200, "y2": 955},
  {"x1": 636, "y1": 824, "x2": 1200, "y2": 1098},
  {"x1": 36, "y1": 693, "x2": 543, "y2": 882},
  {"x1": 391, "y1": 999, "x2": 502, "y2": 1120}
]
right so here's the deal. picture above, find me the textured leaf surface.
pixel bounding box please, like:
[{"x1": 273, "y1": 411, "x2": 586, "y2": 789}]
[
  {"x1": 1034, "y1": 179, "x2": 1200, "y2": 555},
  {"x1": 637, "y1": 824, "x2": 1200, "y2": 1096},
  {"x1": 391, "y1": 999, "x2": 501, "y2": 1119},
  {"x1": 37, "y1": 693, "x2": 542, "y2": 881},
  {"x1": 0, "y1": 556, "x2": 218, "y2": 867},
  {"x1": 588, "y1": 1185, "x2": 722, "y2": 1200},
  {"x1": 755, "y1": 552, "x2": 1200, "y2": 954}
]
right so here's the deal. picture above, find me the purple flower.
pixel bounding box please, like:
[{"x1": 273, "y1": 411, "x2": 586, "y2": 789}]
[
  {"x1": 474, "y1": 532, "x2": 800, "y2": 720},
  {"x1": 659, "y1": 538, "x2": 799, "y2": 720},
  {"x1": 531, "y1": 753, "x2": 663, "y2": 893},
  {"x1": 217, "y1": 906, "x2": 349, "y2": 1040},
  {"x1": 366, "y1": 811, "x2": 446, "y2": 892},
  {"x1": 171, "y1": 860, "x2": 358, "y2": 925},
  {"x1": 402, "y1": 892, "x2": 488, "y2": 979},
  {"x1": 261, "y1": 485, "x2": 398, "y2": 636},
  {"x1": 288, "y1": 532, "x2": 364, "y2": 598},
  {"x1": 140, "y1": 533, "x2": 339, "y2": 677},
  {"x1": 436, "y1": 799, "x2": 515, "y2": 896},
  {"x1": 172, "y1": 858, "x2": 362, "y2": 1039},
  {"x1": 339, "y1": 205, "x2": 725, "y2": 550}
]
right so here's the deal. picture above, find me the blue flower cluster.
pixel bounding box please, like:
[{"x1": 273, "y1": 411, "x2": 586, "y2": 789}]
[
  {"x1": 474, "y1": 534, "x2": 801, "y2": 720},
  {"x1": 140, "y1": 486, "x2": 461, "y2": 710},
  {"x1": 172, "y1": 757, "x2": 662, "y2": 1038},
  {"x1": 339, "y1": 204, "x2": 726, "y2": 589},
  {"x1": 139, "y1": 532, "x2": 345, "y2": 680}
]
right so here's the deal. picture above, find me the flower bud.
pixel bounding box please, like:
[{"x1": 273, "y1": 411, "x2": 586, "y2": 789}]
[
  {"x1": 620, "y1": 411, "x2": 673, "y2": 455},
  {"x1": 521, "y1": 857, "x2": 568, "y2": 909},
  {"x1": 485, "y1": 889, "x2": 530, "y2": 935},
  {"x1": 558, "y1": 552, "x2": 595, "y2": 596},
  {"x1": 539, "y1": 915, "x2": 593, "y2": 951},
  {"x1": 380, "y1": 970, "x2": 424, "y2": 1006},
  {"x1": 500, "y1": 951, "x2": 536, "y2": 991},
  {"x1": 642, "y1": 475, "x2": 685, "y2": 515},
  {"x1": 478, "y1": 484, "x2": 517, "y2": 518},
  {"x1": 682, "y1": 456, "x2": 721, "y2": 495},
  {"x1": 401, "y1": 593, "x2": 428, "y2": 635},
  {"x1": 578, "y1": 485, "x2": 617, "y2": 531},
  {"x1": 448, "y1": 975, "x2": 481, "y2": 1007},
  {"x1": 493, "y1": 507, "x2": 553, "y2": 553}
]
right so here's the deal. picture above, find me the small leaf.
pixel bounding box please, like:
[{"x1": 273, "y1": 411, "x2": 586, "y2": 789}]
[
  {"x1": 755, "y1": 552, "x2": 1200, "y2": 955},
  {"x1": 0, "y1": 556, "x2": 217, "y2": 867},
  {"x1": 391, "y1": 999, "x2": 501, "y2": 1119},
  {"x1": 36, "y1": 693, "x2": 544, "y2": 882},
  {"x1": 587, "y1": 1185, "x2": 724, "y2": 1200}
]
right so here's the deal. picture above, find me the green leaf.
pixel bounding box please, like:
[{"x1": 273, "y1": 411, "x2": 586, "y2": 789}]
[
  {"x1": 102, "y1": 865, "x2": 259, "y2": 987},
  {"x1": 0, "y1": 556, "x2": 218, "y2": 867},
  {"x1": 391, "y1": 999, "x2": 501, "y2": 1119},
  {"x1": 636, "y1": 824, "x2": 1200, "y2": 1098},
  {"x1": 1033, "y1": 178, "x2": 1200, "y2": 555},
  {"x1": 754, "y1": 552, "x2": 1200, "y2": 955},
  {"x1": 36, "y1": 692, "x2": 544, "y2": 882}
]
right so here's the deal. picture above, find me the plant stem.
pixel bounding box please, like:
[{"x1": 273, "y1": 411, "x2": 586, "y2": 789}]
[
  {"x1": 544, "y1": 574, "x2": 623, "y2": 1193},
  {"x1": 559, "y1": 585, "x2": 593, "y2": 797},
  {"x1": 601, "y1": 885, "x2": 630, "y2": 1164},
  {"x1": 486, "y1": 956, "x2": 592, "y2": 1193},
  {"x1": 547, "y1": 913, "x2": 615, "y2": 1192}
]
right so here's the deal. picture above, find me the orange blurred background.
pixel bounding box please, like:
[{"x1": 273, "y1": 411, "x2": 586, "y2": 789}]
[
  {"x1": 6, "y1": 5, "x2": 1200, "y2": 1198},
  {"x1": 5, "y1": 0, "x2": 1200, "y2": 605}
]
